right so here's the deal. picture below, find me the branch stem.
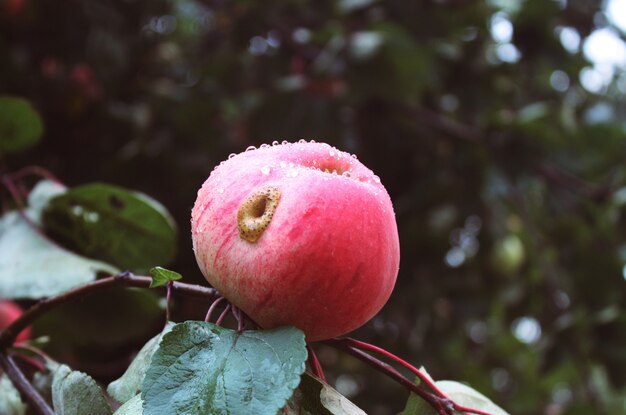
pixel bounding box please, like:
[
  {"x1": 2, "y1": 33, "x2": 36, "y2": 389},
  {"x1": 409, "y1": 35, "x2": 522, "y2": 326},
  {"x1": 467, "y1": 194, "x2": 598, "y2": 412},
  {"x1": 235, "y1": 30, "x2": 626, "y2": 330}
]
[
  {"x1": 324, "y1": 338, "x2": 494, "y2": 415},
  {"x1": 0, "y1": 272, "x2": 219, "y2": 349},
  {"x1": 0, "y1": 352, "x2": 55, "y2": 415}
]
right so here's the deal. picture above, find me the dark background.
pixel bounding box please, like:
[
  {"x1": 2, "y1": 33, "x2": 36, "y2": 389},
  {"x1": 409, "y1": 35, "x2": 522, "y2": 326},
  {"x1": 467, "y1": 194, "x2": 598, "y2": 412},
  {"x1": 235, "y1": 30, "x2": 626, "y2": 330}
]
[{"x1": 2, "y1": 0, "x2": 626, "y2": 414}]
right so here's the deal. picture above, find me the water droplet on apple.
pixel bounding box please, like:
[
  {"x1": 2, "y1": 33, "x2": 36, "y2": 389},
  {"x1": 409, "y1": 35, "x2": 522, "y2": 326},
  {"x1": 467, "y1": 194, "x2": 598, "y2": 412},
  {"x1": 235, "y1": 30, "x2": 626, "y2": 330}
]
[
  {"x1": 245, "y1": 145, "x2": 256, "y2": 152},
  {"x1": 373, "y1": 175, "x2": 381, "y2": 183},
  {"x1": 281, "y1": 140, "x2": 289, "y2": 145},
  {"x1": 260, "y1": 143, "x2": 270, "y2": 149},
  {"x1": 228, "y1": 153, "x2": 237, "y2": 159},
  {"x1": 260, "y1": 166, "x2": 271, "y2": 175},
  {"x1": 329, "y1": 150, "x2": 336, "y2": 157},
  {"x1": 271, "y1": 140, "x2": 279, "y2": 146}
]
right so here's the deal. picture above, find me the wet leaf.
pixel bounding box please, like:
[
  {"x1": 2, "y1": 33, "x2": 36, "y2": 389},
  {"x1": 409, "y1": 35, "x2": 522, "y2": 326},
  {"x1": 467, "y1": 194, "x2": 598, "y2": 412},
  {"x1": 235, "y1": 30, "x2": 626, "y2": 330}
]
[
  {"x1": 42, "y1": 183, "x2": 177, "y2": 271},
  {"x1": 142, "y1": 321, "x2": 307, "y2": 415}
]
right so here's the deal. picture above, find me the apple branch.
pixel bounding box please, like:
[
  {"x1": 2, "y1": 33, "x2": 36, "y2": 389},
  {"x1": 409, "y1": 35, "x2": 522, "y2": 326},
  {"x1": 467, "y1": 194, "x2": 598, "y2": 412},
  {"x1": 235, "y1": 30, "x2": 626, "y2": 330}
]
[
  {"x1": 0, "y1": 272, "x2": 492, "y2": 415},
  {"x1": 0, "y1": 272, "x2": 219, "y2": 349},
  {"x1": 0, "y1": 352, "x2": 55, "y2": 415},
  {"x1": 324, "y1": 338, "x2": 495, "y2": 415}
]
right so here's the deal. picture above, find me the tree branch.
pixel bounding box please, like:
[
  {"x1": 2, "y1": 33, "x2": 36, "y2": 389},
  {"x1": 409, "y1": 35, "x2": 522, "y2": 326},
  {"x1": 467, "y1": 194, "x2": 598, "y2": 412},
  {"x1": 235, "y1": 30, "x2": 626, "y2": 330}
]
[
  {"x1": 0, "y1": 272, "x2": 219, "y2": 349},
  {"x1": 324, "y1": 338, "x2": 449, "y2": 414},
  {"x1": 324, "y1": 338, "x2": 495, "y2": 415},
  {"x1": 0, "y1": 352, "x2": 55, "y2": 415}
]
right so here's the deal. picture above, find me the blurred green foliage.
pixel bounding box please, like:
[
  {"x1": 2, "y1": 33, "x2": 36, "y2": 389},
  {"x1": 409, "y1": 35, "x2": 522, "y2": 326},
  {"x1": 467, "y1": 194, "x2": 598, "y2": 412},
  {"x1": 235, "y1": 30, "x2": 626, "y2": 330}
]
[{"x1": 1, "y1": 0, "x2": 625, "y2": 414}]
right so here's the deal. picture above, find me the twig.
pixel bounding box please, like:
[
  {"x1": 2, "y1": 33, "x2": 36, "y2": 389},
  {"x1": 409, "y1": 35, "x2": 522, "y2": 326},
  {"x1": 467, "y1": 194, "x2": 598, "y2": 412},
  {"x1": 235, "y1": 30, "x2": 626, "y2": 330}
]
[
  {"x1": 340, "y1": 338, "x2": 445, "y2": 396},
  {"x1": 0, "y1": 352, "x2": 55, "y2": 415},
  {"x1": 324, "y1": 338, "x2": 494, "y2": 415},
  {"x1": 324, "y1": 339, "x2": 449, "y2": 414},
  {"x1": 4, "y1": 165, "x2": 63, "y2": 185},
  {"x1": 0, "y1": 272, "x2": 219, "y2": 349}
]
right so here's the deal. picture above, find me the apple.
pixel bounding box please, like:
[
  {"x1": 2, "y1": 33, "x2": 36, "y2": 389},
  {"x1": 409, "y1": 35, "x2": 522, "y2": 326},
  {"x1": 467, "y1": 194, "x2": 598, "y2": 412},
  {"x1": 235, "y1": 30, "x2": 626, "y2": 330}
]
[
  {"x1": 191, "y1": 141, "x2": 400, "y2": 341},
  {"x1": 0, "y1": 300, "x2": 30, "y2": 343}
]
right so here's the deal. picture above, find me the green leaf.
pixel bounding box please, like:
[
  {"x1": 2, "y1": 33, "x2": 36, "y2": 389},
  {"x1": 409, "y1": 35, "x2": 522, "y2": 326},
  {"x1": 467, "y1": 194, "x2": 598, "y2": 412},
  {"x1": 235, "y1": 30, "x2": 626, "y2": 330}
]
[
  {"x1": 108, "y1": 322, "x2": 175, "y2": 404},
  {"x1": 400, "y1": 370, "x2": 509, "y2": 415},
  {"x1": 0, "y1": 212, "x2": 119, "y2": 299},
  {"x1": 42, "y1": 183, "x2": 177, "y2": 271},
  {"x1": 0, "y1": 180, "x2": 118, "y2": 299},
  {"x1": 0, "y1": 96, "x2": 44, "y2": 153},
  {"x1": 142, "y1": 321, "x2": 307, "y2": 415},
  {"x1": 284, "y1": 374, "x2": 366, "y2": 415},
  {"x1": 51, "y1": 364, "x2": 112, "y2": 415},
  {"x1": 113, "y1": 395, "x2": 143, "y2": 415},
  {"x1": 149, "y1": 267, "x2": 182, "y2": 288},
  {"x1": 0, "y1": 374, "x2": 27, "y2": 415}
]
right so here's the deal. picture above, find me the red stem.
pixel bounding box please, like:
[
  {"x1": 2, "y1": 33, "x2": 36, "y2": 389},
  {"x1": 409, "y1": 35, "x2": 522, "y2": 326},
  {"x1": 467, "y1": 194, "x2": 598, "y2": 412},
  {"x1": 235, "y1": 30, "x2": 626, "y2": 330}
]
[
  {"x1": 326, "y1": 338, "x2": 496, "y2": 415},
  {"x1": 5, "y1": 166, "x2": 63, "y2": 185},
  {"x1": 215, "y1": 304, "x2": 232, "y2": 326},
  {"x1": 204, "y1": 296, "x2": 225, "y2": 323},
  {"x1": 306, "y1": 343, "x2": 326, "y2": 382},
  {"x1": 341, "y1": 338, "x2": 445, "y2": 396}
]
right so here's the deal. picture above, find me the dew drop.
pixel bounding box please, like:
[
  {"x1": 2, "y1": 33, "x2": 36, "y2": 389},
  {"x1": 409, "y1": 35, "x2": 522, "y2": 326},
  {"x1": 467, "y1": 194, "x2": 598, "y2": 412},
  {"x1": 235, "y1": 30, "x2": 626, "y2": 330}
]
[
  {"x1": 272, "y1": 141, "x2": 279, "y2": 146},
  {"x1": 218, "y1": 188, "x2": 224, "y2": 194},
  {"x1": 260, "y1": 166, "x2": 271, "y2": 175},
  {"x1": 260, "y1": 143, "x2": 270, "y2": 149},
  {"x1": 297, "y1": 139, "x2": 307, "y2": 144},
  {"x1": 281, "y1": 140, "x2": 289, "y2": 145},
  {"x1": 279, "y1": 161, "x2": 287, "y2": 168},
  {"x1": 290, "y1": 170, "x2": 299, "y2": 177},
  {"x1": 245, "y1": 145, "x2": 256, "y2": 152},
  {"x1": 329, "y1": 150, "x2": 336, "y2": 157},
  {"x1": 228, "y1": 153, "x2": 237, "y2": 159},
  {"x1": 309, "y1": 139, "x2": 316, "y2": 143},
  {"x1": 373, "y1": 175, "x2": 381, "y2": 183},
  {"x1": 288, "y1": 162, "x2": 295, "y2": 168}
]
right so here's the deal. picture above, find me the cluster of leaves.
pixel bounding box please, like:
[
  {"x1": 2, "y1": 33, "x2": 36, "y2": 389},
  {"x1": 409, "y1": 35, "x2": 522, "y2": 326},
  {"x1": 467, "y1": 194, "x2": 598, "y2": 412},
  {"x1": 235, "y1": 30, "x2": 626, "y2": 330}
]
[
  {"x1": 1, "y1": 0, "x2": 626, "y2": 414},
  {"x1": 0, "y1": 173, "x2": 325, "y2": 414}
]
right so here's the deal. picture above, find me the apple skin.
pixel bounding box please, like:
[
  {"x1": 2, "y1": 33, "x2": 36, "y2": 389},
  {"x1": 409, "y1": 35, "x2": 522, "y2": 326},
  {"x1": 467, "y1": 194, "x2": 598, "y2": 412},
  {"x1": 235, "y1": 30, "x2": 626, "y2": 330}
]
[
  {"x1": 191, "y1": 141, "x2": 400, "y2": 341},
  {"x1": 0, "y1": 300, "x2": 30, "y2": 343}
]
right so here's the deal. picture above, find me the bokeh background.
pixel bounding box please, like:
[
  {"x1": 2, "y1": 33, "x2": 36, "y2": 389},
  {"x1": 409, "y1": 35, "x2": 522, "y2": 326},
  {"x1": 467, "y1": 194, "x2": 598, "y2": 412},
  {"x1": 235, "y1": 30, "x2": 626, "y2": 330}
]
[{"x1": 2, "y1": 0, "x2": 626, "y2": 414}]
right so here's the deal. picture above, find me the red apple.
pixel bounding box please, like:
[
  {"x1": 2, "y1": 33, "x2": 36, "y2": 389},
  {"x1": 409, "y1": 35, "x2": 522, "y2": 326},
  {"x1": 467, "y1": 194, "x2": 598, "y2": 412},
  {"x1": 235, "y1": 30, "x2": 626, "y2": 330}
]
[
  {"x1": 0, "y1": 300, "x2": 30, "y2": 343},
  {"x1": 191, "y1": 141, "x2": 400, "y2": 341}
]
